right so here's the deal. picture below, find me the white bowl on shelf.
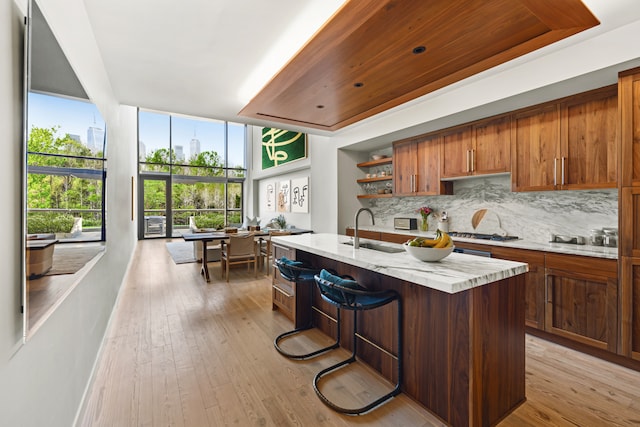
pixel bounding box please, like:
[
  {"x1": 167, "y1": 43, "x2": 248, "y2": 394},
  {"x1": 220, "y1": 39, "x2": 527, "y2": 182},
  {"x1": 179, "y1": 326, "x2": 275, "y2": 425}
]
[
  {"x1": 403, "y1": 243, "x2": 454, "y2": 262},
  {"x1": 371, "y1": 154, "x2": 387, "y2": 160}
]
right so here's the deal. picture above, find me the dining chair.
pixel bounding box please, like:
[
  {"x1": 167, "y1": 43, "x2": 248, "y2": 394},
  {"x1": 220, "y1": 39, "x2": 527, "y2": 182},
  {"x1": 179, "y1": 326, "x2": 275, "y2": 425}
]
[
  {"x1": 259, "y1": 230, "x2": 291, "y2": 273},
  {"x1": 220, "y1": 233, "x2": 258, "y2": 282}
]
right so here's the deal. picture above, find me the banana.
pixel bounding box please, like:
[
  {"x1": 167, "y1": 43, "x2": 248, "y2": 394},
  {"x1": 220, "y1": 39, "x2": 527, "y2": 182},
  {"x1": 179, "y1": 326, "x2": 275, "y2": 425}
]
[
  {"x1": 420, "y1": 230, "x2": 442, "y2": 247},
  {"x1": 434, "y1": 231, "x2": 452, "y2": 248},
  {"x1": 418, "y1": 238, "x2": 440, "y2": 247}
]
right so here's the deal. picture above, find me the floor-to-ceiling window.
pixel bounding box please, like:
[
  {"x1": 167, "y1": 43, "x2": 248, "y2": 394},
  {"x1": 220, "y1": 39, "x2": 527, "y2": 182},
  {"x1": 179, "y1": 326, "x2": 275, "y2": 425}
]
[
  {"x1": 27, "y1": 92, "x2": 107, "y2": 242},
  {"x1": 138, "y1": 110, "x2": 246, "y2": 238}
]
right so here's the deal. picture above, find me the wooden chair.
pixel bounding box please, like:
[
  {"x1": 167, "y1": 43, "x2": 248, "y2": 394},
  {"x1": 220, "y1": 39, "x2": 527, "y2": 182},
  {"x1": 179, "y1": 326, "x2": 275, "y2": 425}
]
[
  {"x1": 220, "y1": 233, "x2": 258, "y2": 282},
  {"x1": 259, "y1": 230, "x2": 291, "y2": 273}
]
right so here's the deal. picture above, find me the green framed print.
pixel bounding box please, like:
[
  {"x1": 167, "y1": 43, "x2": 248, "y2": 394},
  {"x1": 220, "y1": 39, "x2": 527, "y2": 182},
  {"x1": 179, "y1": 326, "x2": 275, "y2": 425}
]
[{"x1": 261, "y1": 127, "x2": 307, "y2": 169}]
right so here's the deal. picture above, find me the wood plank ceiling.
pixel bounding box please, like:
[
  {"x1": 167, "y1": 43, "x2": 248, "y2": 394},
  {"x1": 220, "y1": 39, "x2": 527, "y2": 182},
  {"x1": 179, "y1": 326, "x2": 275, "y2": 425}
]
[{"x1": 239, "y1": 0, "x2": 599, "y2": 131}]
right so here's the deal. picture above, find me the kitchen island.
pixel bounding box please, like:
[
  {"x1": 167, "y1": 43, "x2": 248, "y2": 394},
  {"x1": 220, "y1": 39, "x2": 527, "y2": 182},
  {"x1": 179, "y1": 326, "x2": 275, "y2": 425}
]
[{"x1": 272, "y1": 233, "x2": 528, "y2": 427}]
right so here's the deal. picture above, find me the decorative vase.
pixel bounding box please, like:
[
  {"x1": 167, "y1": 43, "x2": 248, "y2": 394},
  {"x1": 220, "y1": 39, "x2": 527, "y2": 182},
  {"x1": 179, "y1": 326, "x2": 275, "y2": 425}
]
[{"x1": 420, "y1": 218, "x2": 428, "y2": 232}]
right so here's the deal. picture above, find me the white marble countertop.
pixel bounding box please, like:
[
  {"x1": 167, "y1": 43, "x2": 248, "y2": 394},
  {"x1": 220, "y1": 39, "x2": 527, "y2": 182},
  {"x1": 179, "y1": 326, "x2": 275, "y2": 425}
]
[
  {"x1": 272, "y1": 233, "x2": 528, "y2": 294},
  {"x1": 349, "y1": 226, "x2": 619, "y2": 260}
]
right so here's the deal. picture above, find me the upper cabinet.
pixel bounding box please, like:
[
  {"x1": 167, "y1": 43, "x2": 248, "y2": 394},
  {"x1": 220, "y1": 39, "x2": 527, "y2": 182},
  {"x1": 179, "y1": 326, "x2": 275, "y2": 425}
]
[
  {"x1": 512, "y1": 85, "x2": 618, "y2": 192},
  {"x1": 393, "y1": 135, "x2": 452, "y2": 196},
  {"x1": 619, "y1": 69, "x2": 640, "y2": 187},
  {"x1": 511, "y1": 104, "x2": 560, "y2": 192},
  {"x1": 440, "y1": 116, "x2": 511, "y2": 179},
  {"x1": 560, "y1": 85, "x2": 618, "y2": 190}
]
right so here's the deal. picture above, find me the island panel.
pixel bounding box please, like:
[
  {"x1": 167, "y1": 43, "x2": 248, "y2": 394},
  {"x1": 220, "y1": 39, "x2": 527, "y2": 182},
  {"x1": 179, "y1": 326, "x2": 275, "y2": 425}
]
[{"x1": 295, "y1": 247, "x2": 526, "y2": 427}]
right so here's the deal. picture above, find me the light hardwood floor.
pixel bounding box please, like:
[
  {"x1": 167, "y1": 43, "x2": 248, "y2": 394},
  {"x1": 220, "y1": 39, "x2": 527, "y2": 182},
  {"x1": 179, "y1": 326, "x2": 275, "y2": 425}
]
[{"x1": 78, "y1": 239, "x2": 640, "y2": 426}]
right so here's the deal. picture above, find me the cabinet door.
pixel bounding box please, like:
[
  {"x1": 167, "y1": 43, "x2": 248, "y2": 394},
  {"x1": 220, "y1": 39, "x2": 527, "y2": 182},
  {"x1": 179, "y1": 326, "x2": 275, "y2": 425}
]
[
  {"x1": 619, "y1": 68, "x2": 640, "y2": 186},
  {"x1": 620, "y1": 187, "x2": 640, "y2": 258},
  {"x1": 545, "y1": 254, "x2": 618, "y2": 352},
  {"x1": 473, "y1": 115, "x2": 511, "y2": 175},
  {"x1": 393, "y1": 140, "x2": 417, "y2": 195},
  {"x1": 561, "y1": 86, "x2": 618, "y2": 190},
  {"x1": 620, "y1": 256, "x2": 640, "y2": 361},
  {"x1": 416, "y1": 135, "x2": 443, "y2": 194},
  {"x1": 492, "y1": 247, "x2": 545, "y2": 330},
  {"x1": 511, "y1": 105, "x2": 560, "y2": 192},
  {"x1": 440, "y1": 126, "x2": 472, "y2": 178}
]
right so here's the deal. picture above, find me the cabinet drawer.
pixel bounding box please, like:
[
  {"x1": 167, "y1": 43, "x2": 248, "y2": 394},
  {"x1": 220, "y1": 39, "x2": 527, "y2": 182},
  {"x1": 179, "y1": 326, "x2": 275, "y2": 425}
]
[
  {"x1": 273, "y1": 282, "x2": 294, "y2": 316},
  {"x1": 545, "y1": 253, "x2": 617, "y2": 279}
]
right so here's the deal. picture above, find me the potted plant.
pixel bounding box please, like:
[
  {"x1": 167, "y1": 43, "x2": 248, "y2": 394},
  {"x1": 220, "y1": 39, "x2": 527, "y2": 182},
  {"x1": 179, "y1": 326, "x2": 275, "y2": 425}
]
[{"x1": 272, "y1": 214, "x2": 287, "y2": 229}]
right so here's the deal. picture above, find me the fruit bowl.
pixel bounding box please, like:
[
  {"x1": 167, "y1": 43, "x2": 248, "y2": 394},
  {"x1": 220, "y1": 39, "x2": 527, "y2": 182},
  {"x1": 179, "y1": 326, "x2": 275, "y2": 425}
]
[{"x1": 403, "y1": 243, "x2": 455, "y2": 262}]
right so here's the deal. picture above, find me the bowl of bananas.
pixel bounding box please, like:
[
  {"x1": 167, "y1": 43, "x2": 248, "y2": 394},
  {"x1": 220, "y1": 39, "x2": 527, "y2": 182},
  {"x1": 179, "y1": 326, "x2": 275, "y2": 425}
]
[{"x1": 403, "y1": 230, "x2": 454, "y2": 262}]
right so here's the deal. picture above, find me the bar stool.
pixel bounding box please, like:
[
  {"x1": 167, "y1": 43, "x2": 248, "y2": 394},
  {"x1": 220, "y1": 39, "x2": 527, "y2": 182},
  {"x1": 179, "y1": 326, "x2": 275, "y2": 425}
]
[
  {"x1": 313, "y1": 269, "x2": 402, "y2": 415},
  {"x1": 273, "y1": 258, "x2": 340, "y2": 359}
]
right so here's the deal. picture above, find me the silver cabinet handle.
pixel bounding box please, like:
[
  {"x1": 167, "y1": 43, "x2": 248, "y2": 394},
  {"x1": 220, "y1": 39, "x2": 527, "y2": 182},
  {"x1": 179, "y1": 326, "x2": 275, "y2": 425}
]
[
  {"x1": 561, "y1": 157, "x2": 565, "y2": 186},
  {"x1": 553, "y1": 157, "x2": 557, "y2": 186},
  {"x1": 466, "y1": 150, "x2": 470, "y2": 173}
]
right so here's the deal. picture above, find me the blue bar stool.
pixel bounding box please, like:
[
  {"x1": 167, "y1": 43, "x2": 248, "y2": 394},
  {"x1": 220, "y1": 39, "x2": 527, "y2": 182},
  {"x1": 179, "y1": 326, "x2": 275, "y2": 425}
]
[
  {"x1": 273, "y1": 258, "x2": 340, "y2": 359},
  {"x1": 313, "y1": 269, "x2": 402, "y2": 415}
]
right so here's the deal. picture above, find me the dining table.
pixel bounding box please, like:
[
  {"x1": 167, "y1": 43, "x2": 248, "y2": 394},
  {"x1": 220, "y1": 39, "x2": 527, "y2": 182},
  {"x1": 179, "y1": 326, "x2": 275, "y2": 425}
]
[{"x1": 182, "y1": 228, "x2": 312, "y2": 282}]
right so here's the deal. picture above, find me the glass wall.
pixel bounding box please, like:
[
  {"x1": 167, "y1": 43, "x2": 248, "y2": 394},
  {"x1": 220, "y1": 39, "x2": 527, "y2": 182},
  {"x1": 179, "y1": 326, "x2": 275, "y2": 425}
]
[
  {"x1": 27, "y1": 92, "x2": 106, "y2": 242},
  {"x1": 138, "y1": 110, "x2": 246, "y2": 238}
]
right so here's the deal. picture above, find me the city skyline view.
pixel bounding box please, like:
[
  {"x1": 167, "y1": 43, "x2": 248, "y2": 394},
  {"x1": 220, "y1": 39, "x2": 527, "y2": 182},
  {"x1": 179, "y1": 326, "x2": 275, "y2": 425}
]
[
  {"x1": 29, "y1": 92, "x2": 246, "y2": 168},
  {"x1": 28, "y1": 91, "x2": 105, "y2": 150}
]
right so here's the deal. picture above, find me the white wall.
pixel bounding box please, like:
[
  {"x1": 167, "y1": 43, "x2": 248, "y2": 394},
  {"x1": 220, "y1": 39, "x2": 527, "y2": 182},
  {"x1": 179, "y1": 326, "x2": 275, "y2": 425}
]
[
  {"x1": 251, "y1": 126, "x2": 336, "y2": 233},
  {"x1": 0, "y1": 1, "x2": 137, "y2": 426}
]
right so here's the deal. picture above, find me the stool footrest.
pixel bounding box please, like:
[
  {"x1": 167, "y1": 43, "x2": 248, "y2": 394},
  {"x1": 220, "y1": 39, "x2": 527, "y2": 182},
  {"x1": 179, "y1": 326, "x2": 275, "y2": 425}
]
[
  {"x1": 313, "y1": 355, "x2": 401, "y2": 415},
  {"x1": 274, "y1": 326, "x2": 340, "y2": 360}
]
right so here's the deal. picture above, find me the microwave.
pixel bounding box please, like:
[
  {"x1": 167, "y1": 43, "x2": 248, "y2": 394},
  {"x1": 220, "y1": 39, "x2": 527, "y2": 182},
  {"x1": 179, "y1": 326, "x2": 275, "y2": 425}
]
[{"x1": 394, "y1": 217, "x2": 418, "y2": 230}]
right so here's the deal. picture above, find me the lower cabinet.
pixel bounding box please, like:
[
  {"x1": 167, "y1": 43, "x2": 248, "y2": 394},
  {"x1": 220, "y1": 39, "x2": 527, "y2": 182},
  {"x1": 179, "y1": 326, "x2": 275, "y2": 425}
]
[
  {"x1": 619, "y1": 256, "x2": 640, "y2": 360},
  {"x1": 492, "y1": 247, "x2": 546, "y2": 330},
  {"x1": 544, "y1": 254, "x2": 618, "y2": 353},
  {"x1": 465, "y1": 243, "x2": 619, "y2": 354},
  {"x1": 345, "y1": 228, "x2": 414, "y2": 243},
  {"x1": 344, "y1": 228, "x2": 380, "y2": 240},
  {"x1": 271, "y1": 242, "x2": 312, "y2": 328}
]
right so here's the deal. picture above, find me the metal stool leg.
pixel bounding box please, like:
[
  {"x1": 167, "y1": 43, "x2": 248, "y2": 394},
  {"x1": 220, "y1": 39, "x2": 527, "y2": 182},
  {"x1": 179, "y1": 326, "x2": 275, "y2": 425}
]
[
  {"x1": 313, "y1": 293, "x2": 402, "y2": 415},
  {"x1": 274, "y1": 308, "x2": 341, "y2": 359}
]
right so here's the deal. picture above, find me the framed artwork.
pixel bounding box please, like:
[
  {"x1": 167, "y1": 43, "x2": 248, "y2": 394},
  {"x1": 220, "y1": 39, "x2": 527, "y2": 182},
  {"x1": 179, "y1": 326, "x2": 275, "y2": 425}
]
[
  {"x1": 277, "y1": 180, "x2": 290, "y2": 212},
  {"x1": 262, "y1": 127, "x2": 307, "y2": 169},
  {"x1": 265, "y1": 182, "x2": 275, "y2": 212},
  {"x1": 291, "y1": 177, "x2": 309, "y2": 213}
]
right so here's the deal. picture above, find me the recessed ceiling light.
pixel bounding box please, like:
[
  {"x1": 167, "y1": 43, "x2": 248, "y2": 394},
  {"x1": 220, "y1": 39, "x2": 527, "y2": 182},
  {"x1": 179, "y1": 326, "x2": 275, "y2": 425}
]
[{"x1": 412, "y1": 46, "x2": 426, "y2": 55}]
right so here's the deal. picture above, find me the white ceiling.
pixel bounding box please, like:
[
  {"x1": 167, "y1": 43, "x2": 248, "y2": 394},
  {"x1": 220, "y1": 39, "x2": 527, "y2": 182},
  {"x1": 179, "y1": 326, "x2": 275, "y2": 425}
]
[{"x1": 80, "y1": 0, "x2": 640, "y2": 135}]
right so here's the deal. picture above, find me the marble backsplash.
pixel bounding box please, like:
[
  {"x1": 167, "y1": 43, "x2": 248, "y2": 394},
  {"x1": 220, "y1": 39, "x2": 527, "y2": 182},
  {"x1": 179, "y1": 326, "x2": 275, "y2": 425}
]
[{"x1": 365, "y1": 175, "x2": 618, "y2": 244}]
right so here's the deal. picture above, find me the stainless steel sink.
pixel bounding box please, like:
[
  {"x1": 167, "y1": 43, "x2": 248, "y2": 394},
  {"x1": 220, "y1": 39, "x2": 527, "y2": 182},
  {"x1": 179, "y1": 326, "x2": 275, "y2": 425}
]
[{"x1": 342, "y1": 241, "x2": 404, "y2": 253}]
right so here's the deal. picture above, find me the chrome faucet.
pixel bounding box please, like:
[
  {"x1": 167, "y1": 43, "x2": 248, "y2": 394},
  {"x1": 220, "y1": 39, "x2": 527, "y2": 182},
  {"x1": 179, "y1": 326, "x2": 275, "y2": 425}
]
[{"x1": 354, "y1": 207, "x2": 375, "y2": 249}]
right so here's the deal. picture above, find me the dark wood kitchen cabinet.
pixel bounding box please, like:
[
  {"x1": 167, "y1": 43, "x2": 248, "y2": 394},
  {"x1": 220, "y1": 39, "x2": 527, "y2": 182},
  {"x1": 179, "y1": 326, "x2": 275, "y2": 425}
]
[
  {"x1": 511, "y1": 103, "x2": 561, "y2": 192},
  {"x1": 440, "y1": 115, "x2": 511, "y2": 179},
  {"x1": 512, "y1": 86, "x2": 618, "y2": 192},
  {"x1": 545, "y1": 253, "x2": 618, "y2": 353},
  {"x1": 271, "y1": 242, "x2": 312, "y2": 328},
  {"x1": 620, "y1": 257, "x2": 640, "y2": 361},
  {"x1": 618, "y1": 66, "x2": 640, "y2": 362},
  {"x1": 560, "y1": 85, "x2": 618, "y2": 190},
  {"x1": 619, "y1": 67, "x2": 640, "y2": 187},
  {"x1": 393, "y1": 135, "x2": 451, "y2": 196},
  {"x1": 492, "y1": 247, "x2": 546, "y2": 330}
]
